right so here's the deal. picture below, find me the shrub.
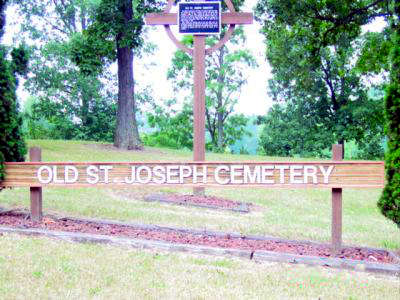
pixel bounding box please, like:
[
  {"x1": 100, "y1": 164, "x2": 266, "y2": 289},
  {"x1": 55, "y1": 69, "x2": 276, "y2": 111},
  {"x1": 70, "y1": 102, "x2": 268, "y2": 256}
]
[
  {"x1": 0, "y1": 0, "x2": 27, "y2": 183},
  {"x1": 0, "y1": 46, "x2": 27, "y2": 181},
  {"x1": 378, "y1": 27, "x2": 400, "y2": 227}
]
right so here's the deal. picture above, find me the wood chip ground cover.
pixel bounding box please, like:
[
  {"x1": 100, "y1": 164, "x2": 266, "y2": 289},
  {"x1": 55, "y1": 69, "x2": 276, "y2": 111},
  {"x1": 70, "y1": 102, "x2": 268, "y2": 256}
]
[
  {"x1": 0, "y1": 211, "x2": 396, "y2": 264},
  {"x1": 144, "y1": 194, "x2": 254, "y2": 212}
]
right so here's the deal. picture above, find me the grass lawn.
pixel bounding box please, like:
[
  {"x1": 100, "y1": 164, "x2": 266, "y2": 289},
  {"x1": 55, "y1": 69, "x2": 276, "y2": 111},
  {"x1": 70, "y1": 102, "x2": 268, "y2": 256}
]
[
  {"x1": 0, "y1": 234, "x2": 399, "y2": 299},
  {"x1": 0, "y1": 139, "x2": 399, "y2": 299}
]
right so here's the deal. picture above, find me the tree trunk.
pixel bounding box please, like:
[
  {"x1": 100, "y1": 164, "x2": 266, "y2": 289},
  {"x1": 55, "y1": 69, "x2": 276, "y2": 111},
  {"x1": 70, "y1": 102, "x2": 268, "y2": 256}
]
[
  {"x1": 217, "y1": 106, "x2": 223, "y2": 151},
  {"x1": 216, "y1": 47, "x2": 225, "y2": 152},
  {"x1": 114, "y1": 0, "x2": 142, "y2": 150}
]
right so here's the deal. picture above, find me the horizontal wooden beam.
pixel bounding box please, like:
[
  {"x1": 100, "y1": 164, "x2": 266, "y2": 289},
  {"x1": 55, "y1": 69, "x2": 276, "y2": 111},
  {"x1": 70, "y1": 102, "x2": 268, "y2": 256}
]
[
  {"x1": 145, "y1": 12, "x2": 253, "y2": 26},
  {"x1": 222, "y1": 12, "x2": 253, "y2": 25},
  {"x1": 1, "y1": 161, "x2": 385, "y2": 189}
]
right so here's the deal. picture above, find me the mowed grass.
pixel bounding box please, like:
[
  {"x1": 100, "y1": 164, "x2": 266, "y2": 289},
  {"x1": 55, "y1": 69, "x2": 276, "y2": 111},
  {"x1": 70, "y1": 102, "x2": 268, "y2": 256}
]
[
  {"x1": 0, "y1": 139, "x2": 399, "y2": 298},
  {"x1": 1, "y1": 139, "x2": 398, "y2": 249},
  {"x1": 0, "y1": 234, "x2": 399, "y2": 300}
]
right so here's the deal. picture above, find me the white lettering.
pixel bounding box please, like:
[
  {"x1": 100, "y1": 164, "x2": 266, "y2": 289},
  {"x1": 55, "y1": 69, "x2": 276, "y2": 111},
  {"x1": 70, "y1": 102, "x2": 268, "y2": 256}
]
[
  {"x1": 99, "y1": 165, "x2": 113, "y2": 184},
  {"x1": 319, "y1": 165, "x2": 334, "y2": 184},
  {"x1": 243, "y1": 165, "x2": 261, "y2": 184},
  {"x1": 230, "y1": 165, "x2": 243, "y2": 184},
  {"x1": 52, "y1": 166, "x2": 64, "y2": 184},
  {"x1": 86, "y1": 166, "x2": 99, "y2": 184},
  {"x1": 261, "y1": 165, "x2": 274, "y2": 184},
  {"x1": 290, "y1": 165, "x2": 303, "y2": 184},
  {"x1": 37, "y1": 166, "x2": 52, "y2": 184},
  {"x1": 166, "y1": 165, "x2": 180, "y2": 184},
  {"x1": 179, "y1": 166, "x2": 192, "y2": 184},
  {"x1": 193, "y1": 166, "x2": 207, "y2": 184},
  {"x1": 275, "y1": 165, "x2": 289, "y2": 183},
  {"x1": 35, "y1": 163, "x2": 339, "y2": 187},
  {"x1": 125, "y1": 167, "x2": 136, "y2": 184},
  {"x1": 214, "y1": 165, "x2": 229, "y2": 185},
  {"x1": 136, "y1": 166, "x2": 151, "y2": 184},
  {"x1": 304, "y1": 166, "x2": 318, "y2": 184},
  {"x1": 64, "y1": 165, "x2": 78, "y2": 183},
  {"x1": 153, "y1": 166, "x2": 166, "y2": 184}
]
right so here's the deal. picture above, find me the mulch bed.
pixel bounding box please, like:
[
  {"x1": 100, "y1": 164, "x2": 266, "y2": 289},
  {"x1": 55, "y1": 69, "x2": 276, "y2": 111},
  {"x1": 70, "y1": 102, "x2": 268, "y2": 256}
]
[
  {"x1": 0, "y1": 211, "x2": 396, "y2": 265},
  {"x1": 144, "y1": 194, "x2": 254, "y2": 213}
]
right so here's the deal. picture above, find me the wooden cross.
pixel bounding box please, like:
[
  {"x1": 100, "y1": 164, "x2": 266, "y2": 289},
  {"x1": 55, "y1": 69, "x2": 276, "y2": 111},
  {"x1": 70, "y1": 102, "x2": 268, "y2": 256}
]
[{"x1": 146, "y1": 0, "x2": 253, "y2": 194}]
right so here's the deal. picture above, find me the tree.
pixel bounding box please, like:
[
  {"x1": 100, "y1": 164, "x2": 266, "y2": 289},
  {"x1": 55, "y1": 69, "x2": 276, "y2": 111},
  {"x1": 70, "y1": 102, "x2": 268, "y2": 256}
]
[
  {"x1": 257, "y1": 16, "x2": 382, "y2": 157},
  {"x1": 144, "y1": 100, "x2": 193, "y2": 150},
  {"x1": 145, "y1": 98, "x2": 250, "y2": 152},
  {"x1": 255, "y1": 0, "x2": 399, "y2": 226},
  {"x1": 74, "y1": 0, "x2": 163, "y2": 149},
  {"x1": 167, "y1": 28, "x2": 256, "y2": 152},
  {"x1": 0, "y1": 0, "x2": 27, "y2": 183},
  {"x1": 259, "y1": 102, "x2": 333, "y2": 157},
  {"x1": 378, "y1": 3, "x2": 400, "y2": 227},
  {"x1": 14, "y1": 0, "x2": 117, "y2": 142},
  {"x1": 259, "y1": 96, "x2": 384, "y2": 158}
]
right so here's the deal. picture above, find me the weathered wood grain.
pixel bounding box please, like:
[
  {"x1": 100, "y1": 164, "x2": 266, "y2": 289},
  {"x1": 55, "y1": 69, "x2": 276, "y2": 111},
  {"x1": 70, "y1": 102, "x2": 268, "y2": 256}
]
[{"x1": 1, "y1": 161, "x2": 385, "y2": 188}]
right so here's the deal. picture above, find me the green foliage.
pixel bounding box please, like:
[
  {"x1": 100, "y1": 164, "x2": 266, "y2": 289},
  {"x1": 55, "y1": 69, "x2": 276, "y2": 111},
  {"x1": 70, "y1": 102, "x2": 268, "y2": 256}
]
[
  {"x1": 69, "y1": 0, "x2": 163, "y2": 149},
  {"x1": 356, "y1": 30, "x2": 392, "y2": 75},
  {"x1": 256, "y1": 0, "x2": 387, "y2": 158},
  {"x1": 256, "y1": 0, "x2": 398, "y2": 224},
  {"x1": 144, "y1": 99, "x2": 250, "y2": 152},
  {"x1": 378, "y1": 18, "x2": 400, "y2": 227},
  {"x1": 0, "y1": 0, "x2": 27, "y2": 182},
  {"x1": 229, "y1": 116, "x2": 260, "y2": 155},
  {"x1": 221, "y1": 114, "x2": 250, "y2": 152},
  {"x1": 68, "y1": 32, "x2": 114, "y2": 75},
  {"x1": 255, "y1": 0, "x2": 391, "y2": 54},
  {"x1": 259, "y1": 103, "x2": 331, "y2": 158},
  {"x1": 10, "y1": 44, "x2": 30, "y2": 76},
  {"x1": 14, "y1": 0, "x2": 121, "y2": 143},
  {"x1": 144, "y1": 102, "x2": 193, "y2": 150},
  {"x1": 71, "y1": 0, "x2": 163, "y2": 74},
  {"x1": 259, "y1": 102, "x2": 385, "y2": 159},
  {"x1": 0, "y1": 48, "x2": 27, "y2": 181},
  {"x1": 22, "y1": 96, "x2": 116, "y2": 142},
  {"x1": 167, "y1": 26, "x2": 256, "y2": 152}
]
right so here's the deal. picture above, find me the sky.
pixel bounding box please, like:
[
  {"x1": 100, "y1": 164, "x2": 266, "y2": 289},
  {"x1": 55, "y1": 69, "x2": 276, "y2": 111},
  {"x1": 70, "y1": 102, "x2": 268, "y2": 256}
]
[
  {"x1": 135, "y1": 0, "x2": 272, "y2": 116},
  {"x1": 3, "y1": 0, "x2": 386, "y2": 116},
  {"x1": 3, "y1": 0, "x2": 272, "y2": 116}
]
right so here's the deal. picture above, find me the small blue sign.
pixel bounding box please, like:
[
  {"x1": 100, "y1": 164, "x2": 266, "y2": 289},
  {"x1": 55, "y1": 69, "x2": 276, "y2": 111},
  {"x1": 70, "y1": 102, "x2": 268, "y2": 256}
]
[{"x1": 178, "y1": 1, "x2": 221, "y2": 35}]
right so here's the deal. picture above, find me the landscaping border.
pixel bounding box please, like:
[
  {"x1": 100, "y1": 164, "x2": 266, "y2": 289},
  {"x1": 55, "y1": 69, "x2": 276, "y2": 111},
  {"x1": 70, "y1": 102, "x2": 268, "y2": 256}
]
[{"x1": 1, "y1": 210, "x2": 399, "y2": 276}]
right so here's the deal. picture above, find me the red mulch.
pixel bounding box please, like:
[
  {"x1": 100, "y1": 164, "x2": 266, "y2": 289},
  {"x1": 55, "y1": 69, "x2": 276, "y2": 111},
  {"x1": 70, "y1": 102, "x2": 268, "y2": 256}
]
[
  {"x1": 146, "y1": 194, "x2": 253, "y2": 211},
  {"x1": 0, "y1": 211, "x2": 395, "y2": 264}
]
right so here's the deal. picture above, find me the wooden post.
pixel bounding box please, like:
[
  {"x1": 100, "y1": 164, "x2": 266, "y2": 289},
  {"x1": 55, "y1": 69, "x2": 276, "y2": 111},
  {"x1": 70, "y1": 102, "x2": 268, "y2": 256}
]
[
  {"x1": 331, "y1": 144, "x2": 343, "y2": 254},
  {"x1": 29, "y1": 147, "x2": 42, "y2": 221},
  {"x1": 193, "y1": 36, "x2": 206, "y2": 196},
  {"x1": 145, "y1": 0, "x2": 253, "y2": 196}
]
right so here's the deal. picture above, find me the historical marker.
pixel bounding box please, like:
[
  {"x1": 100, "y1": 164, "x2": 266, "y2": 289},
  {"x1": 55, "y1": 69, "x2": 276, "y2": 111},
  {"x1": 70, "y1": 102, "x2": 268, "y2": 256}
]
[{"x1": 178, "y1": 1, "x2": 221, "y2": 35}]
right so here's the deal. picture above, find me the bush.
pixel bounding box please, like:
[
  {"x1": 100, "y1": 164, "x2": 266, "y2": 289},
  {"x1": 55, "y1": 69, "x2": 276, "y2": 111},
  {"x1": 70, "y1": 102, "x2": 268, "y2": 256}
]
[
  {"x1": 143, "y1": 103, "x2": 193, "y2": 150},
  {"x1": 377, "y1": 27, "x2": 400, "y2": 227},
  {"x1": 0, "y1": 1, "x2": 29, "y2": 183},
  {"x1": 22, "y1": 96, "x2": 116, "y2": 142},
  {"x1": 0, "y1": 46, "x2": 27, "y2": 181}
]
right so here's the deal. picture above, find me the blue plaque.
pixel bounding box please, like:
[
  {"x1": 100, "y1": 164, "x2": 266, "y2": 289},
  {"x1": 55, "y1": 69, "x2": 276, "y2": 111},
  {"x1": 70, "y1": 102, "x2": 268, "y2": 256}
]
[{"x1": 178, "y1": 1, "x2": 221, "y2": 35}]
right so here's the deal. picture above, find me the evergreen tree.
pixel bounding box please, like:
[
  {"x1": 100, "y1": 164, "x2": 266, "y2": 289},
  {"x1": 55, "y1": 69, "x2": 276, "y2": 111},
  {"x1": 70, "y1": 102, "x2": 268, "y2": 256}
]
[
  {"x1": 378, "y1": 2, "x2": 400, "y2": 227},
  {"x1": 0, "y1": 0, "x2": 27, "y2": 183}
]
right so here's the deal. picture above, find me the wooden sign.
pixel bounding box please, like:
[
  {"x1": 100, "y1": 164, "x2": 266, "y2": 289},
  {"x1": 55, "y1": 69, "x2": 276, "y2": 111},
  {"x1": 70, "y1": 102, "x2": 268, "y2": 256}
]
[
  {"x1": 0, "y1": 146, "x2": 384, "y2": 253},
  {"x1": 1, "y1": 161, "x2": 384, "y2": 188}
]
